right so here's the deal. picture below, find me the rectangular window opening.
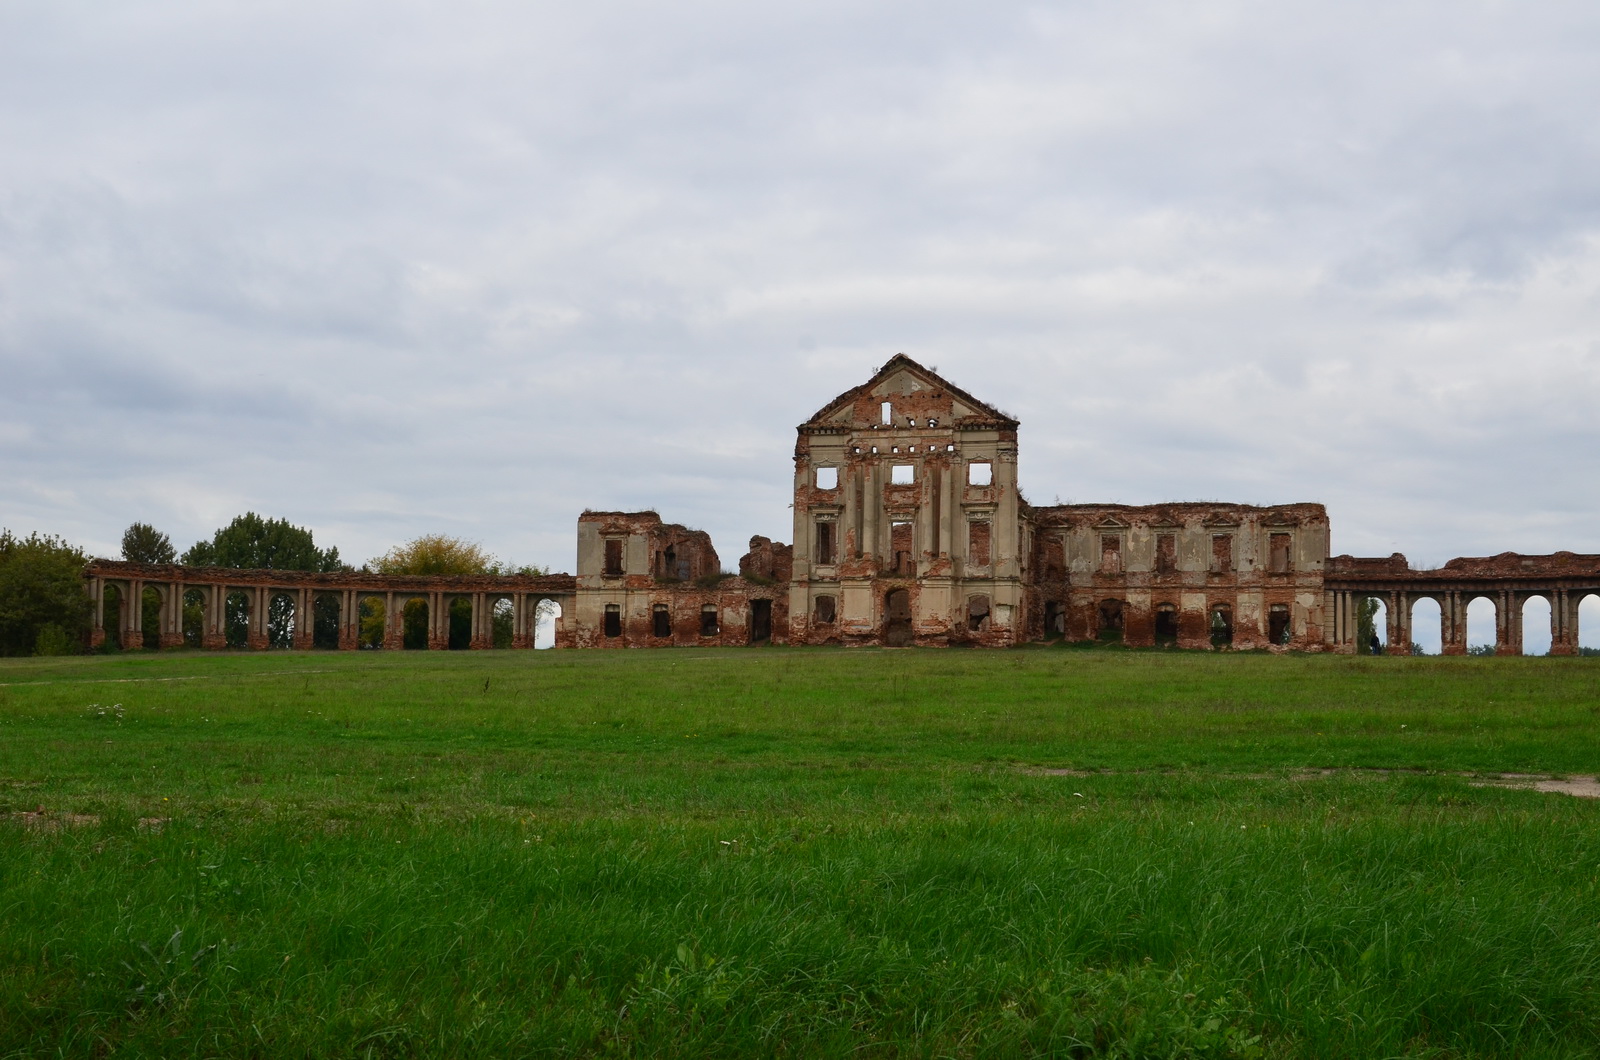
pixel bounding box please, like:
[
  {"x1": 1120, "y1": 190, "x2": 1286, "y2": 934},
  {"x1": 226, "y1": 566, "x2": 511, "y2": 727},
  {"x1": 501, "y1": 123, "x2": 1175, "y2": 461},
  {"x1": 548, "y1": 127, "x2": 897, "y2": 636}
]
[
  {"x1": 891, "y1": 464, "x2": 915, "y2": 485},
  {"x1": 1155, "y1": 534, "x2": 1177, "y2": 574},
  {"x1": 881, "y1": 401, "x2": 893, "y2": 425},
  {"x1": 814, "y1": 595, "x2": 836, "y2": 624},
  {"x1": 815, "y1": 466, "x2": 838, "y2": 490},
  {"x1": 968, "y1": 521, "x2": 992, "y2": 566},
  {"x1": 1270, "y1": 533, "x2": 1293, "y2": 573},
  {"x1": 815, "y1": 521, "x2": 835, "y2": 565},
  {"x1": 1100, "y1": 535, "x2": 1122, "y2": 574},
  {"x1": 700, "y1": 605, "x2": 719, "y2": 637},
  {"x1": 603, "y1": 604, "x2": 621, "y2": 638},
  {"x1": 968, "y1": 461, "x2": 992, "y2": 486},
  {"x1": 651, "y1": 604, "x2": 671, "y2": 638},
  {"x1": 891, "y1": 521, "x2": 913, "y2": 576},
  {"x1": 603, "y1": 538, "x2": 624, "y2": 576},
  {"x1": 1211, "y1": 535, "x2": 1233, "y2": 574}
]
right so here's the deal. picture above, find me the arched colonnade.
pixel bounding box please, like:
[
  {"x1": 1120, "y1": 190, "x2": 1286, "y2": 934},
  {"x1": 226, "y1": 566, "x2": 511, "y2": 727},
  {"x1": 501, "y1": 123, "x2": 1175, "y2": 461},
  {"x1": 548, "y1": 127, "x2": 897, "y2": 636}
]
[
  {"x1": 1327, "y1": 584, "x2": 1599, "y2": 655},
  {"x1": 86, "y1": 562, "x2": 576, "y2": 652}
]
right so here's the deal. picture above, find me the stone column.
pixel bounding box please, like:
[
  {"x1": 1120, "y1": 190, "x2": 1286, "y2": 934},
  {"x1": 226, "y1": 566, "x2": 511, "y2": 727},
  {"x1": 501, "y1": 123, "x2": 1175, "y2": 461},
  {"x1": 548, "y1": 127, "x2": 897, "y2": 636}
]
[
  {"x1": 384, "y1": 591, "x2": 400, "y2": 650},
  {"x1": 1495, "y1": 590, "x2": 1516, "y2": 656},
  {"x1": 472, "y1": 592, "x2": 490, "y2": 649},
  {"x1": 1386, "y1": 591, "x2": 1409, "y2": 655},
  {"x1": 512, "y1": 593, "x2": 529, "y2": 649}
]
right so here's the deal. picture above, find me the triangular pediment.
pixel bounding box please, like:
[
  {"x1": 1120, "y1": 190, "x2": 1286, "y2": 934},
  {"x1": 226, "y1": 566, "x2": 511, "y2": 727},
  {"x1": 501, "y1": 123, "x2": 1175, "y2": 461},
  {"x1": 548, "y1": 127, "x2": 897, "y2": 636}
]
[{"x1": 802, "y1": 354, "x2": 1017, "y2": 429}]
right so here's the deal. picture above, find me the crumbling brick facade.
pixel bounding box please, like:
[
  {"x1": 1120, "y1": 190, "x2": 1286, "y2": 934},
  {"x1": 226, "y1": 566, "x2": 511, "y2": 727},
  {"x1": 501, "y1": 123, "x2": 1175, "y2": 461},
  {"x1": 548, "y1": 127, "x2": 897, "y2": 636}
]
[{"x1": 84, "y1": 355, "x2": 1600, "y2": 652}]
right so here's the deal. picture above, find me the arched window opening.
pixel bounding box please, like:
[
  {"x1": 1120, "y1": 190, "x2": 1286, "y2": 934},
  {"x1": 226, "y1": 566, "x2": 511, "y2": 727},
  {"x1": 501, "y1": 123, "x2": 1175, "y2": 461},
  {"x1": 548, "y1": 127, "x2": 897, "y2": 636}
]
[
  {"x1": 1153, "y1": 603, "x2": 1178, "y2": 646},
  {"x1": 402, "y1": 598, "x2": 429, "y2": 650},
  {"x1": 492, "y1": 597, "x2": 514, "y2": 649},
  {"x1": 141, "y1": 586, "x2": 163, "y2": 650},
  {"x1": 1522, "y1": 596, "x2": 1552, "y2": 656},
  {"x1": 1268, "y1": 603, "x2": 1291, "y2": 646},
  {"x1": 1409, "y1": 597, "x2": 1442, "y2": 655},
  {"x1": 267, "y1": 593, "x2": 296, "y2": 649},
  {"x1": 699, "y1": 604, "x2": 718, "y2": 638},
  {"x1": 1581, "y1": 594, "x2": 1600, "y2": 655},
  {"x1": 967, "y1": 595, "x2": 992, "y2": 633},
  {"x1": 1466, "y1": 596, "x2": 1497, "y2": 655},
  {"x1": 533, "y1": 599, "x2": 561, "y2": 649},
  {"x1": 1097, "y1": 598, "x2": 1124, "y2": 642},
  {"x1": 449, "y1": 597, "x2": 473, "y2": 650},
  {"x1": 1210, "y1": 604, "x2": 1234, "y2": 649},
  {"x1": 604, "y1": 603, "x2": 623, "y2": 638},
  {"x1": 359, "y1": 597, "x2": 386, "y2": 649},
  {"x1": 1355, "y1": 597, "x2": 1386, "y2": 655},
  {"x1": 183, "y1": 589, "x2": 207, "y2": 648},
  {"x1": 225, "y1": 591, "x2": 251, "y2": 649},
  {"x1": 312, "y1": 593, "x2": 341, "y2": 650}
]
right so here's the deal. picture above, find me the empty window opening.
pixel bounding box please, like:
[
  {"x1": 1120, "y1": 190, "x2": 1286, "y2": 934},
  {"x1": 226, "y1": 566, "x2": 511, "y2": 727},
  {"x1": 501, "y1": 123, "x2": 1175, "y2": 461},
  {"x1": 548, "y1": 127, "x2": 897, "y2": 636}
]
[
  {"x1": 1154, "y1": 604, "x2": 1179, "y2": 646},
  {"x1": 604, "y1": 538, "x2": 624, "y2": 576},
  {"x1": 1044, "y1": 600, "x2": 1066, "y2": 637},
  {"x1": 1211, "y1": 535, "x2": 1233, "y2": 574},
  {"x1": 603, "y1": 604, "x2": 621, "y2": 638},
  {"x1": 1523, "y1": 595, "x2": 1553, "y2": 656},
  {"x1": 814, "y1": 595, "x2": 836, "y2": 624},
  {"x1": 1044, "y1": 537, "x2": 1066, "y2": 577},
  {"x1": 139, "y1": 586, "x2": 164, "y2": 650},
  {"x1": 881, "y1": 401, "x2": 893, "y2": 425},
  {"x1": 891, "y1": 521, "x2": 914, "y2": 576},
  {"x1": 700, "y1": 605, "x2": 719, "y2": 637},
  {"x1": 892, "y1": 446, "x2": 900, "y2": 454},
  {"x1": 182, "y1": 588, "x2": 208, "y2": 649},
  {"x1": 311, "y1": 593, "x2": 341, "y2": 650},
  {"x1": 533, "y1": 598, "x2": 561, "y2": 649},
  {"x1": 652, "y1": 603, "x2": 671, "y2": 639},
  {"x1": 448, "y1": 597, "x2": 473, "y2": 650},
  {"x1": 815, "y1": 521, "x2": 836, "y2": 565},
  {"x1": 1463, "y1": 596, "x2": 1495, "y2": 654},
  {"x1": 491, "y1": 597, "x2": 513, "y2": 649},
  {"x1": 358, "y1": 597, "x2": 385, "y2": 650},
  {"x1": 1580, "y1": 593, "x2": 1600, "y2": 653},
  {"x1": 1411, "y1": 597, "x2": 1442, "y2": 655},
  {"x1": 1100, "y1": 536, "x2": 1122, "y2": 574},
  {"x1": 908, "y1": 445, "x2": 916, "y2": 453},
  {"x1": 401, "y1": 599, "x2": 429, "y2": 650},
  {"x1": 1155, "y1": 534, "x2": 1177, "y2": 574},
  {"x1": 968, "y1": 521, "x2": 992, "y2": 566},
  {"x1": 885, "y1": 589, "x2": 913, "y2": 646},
  {"x1": 870, "y1": 446, "x2": 879, "y2": 454},
  {"x1": 967, "y1": 595, "x2": 991, "y2": 633},
  {"x1": 929, "y1": 418, "x2": 938, "y2": 428},
  {"x1": 815, "y1": 466, "x2": 838, "y2": 490},
  {"x1": 658, "y1": 545, "x2": 677, "y2": 578},
  {"x1": 891, "y1": 464, "x2": 915, "y2": 485},
  {"x1": 1210, "y1": 604, "x2": 1234, "y2": 648},
  {"x1": 968, "y1": 461, "x2": 993, "y2": 486},
  {"x1": 750, "y1": 599, "x2": 772, "y2": 643},
  {"x1": 1269, "y1": 533, "x2": 1293, "y2": 573},
  {"x1": 1269, "y1": 603, "x2": 1292, "y2": 646},
  {"x1": 945, "y1": 443, "x2": 954, "y2": 451},
  {"x1": 1097, "y1": 599, "x2": 1124, "y2": 642},
  {"x1": 907, "y1": 418, "x2": 916, "y2": 427}
]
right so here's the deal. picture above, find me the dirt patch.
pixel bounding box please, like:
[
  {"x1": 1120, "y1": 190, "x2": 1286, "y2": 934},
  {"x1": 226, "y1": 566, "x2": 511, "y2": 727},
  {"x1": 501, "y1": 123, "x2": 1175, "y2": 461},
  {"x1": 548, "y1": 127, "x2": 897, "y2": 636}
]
[
  {"x1": 9, "y1": 809, "x2": 100, "y2": 831},
  {"x1": 1472, "y1": 775, "x2": 1600, "y2": 799}
]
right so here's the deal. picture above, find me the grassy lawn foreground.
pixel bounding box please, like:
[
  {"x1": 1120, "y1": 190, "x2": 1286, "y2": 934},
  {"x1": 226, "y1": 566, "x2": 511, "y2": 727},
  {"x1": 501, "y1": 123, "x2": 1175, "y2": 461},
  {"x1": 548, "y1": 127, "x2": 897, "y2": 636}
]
[{"x1": 3, "y1": 648, "x2": 1599, "y2": 1057}]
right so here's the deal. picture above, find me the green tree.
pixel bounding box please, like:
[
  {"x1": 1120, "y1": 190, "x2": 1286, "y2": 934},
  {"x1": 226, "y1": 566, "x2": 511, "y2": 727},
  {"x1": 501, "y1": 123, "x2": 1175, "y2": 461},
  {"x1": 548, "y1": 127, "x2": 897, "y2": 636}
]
[
  {"x1": 120, "y1": 522, "x2": 176, "y2": 564},
  {"x1": 0, "y1": 530, "x2": 91, "y2": 657},
  {"x1": 369, "y1": 534, "x2": 501, "y2": 576},
  {"x1": 182, "y1": 513, "x2": 343, "y2": 572},
  {"x1": 1355, "y1": 597, "x2": 1382, "y2": 655}
]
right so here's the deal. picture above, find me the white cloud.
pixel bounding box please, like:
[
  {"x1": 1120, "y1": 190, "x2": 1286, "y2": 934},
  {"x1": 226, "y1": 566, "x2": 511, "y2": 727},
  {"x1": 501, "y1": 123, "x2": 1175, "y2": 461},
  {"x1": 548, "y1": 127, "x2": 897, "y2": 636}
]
[{"x1": 2, "y1": 0, "x2": 1599, "y2": 568}]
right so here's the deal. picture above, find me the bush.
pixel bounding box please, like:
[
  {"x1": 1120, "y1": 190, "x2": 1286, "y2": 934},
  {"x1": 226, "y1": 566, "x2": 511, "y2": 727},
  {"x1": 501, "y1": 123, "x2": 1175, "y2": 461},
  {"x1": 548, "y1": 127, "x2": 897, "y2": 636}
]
[{"x1": 0, "y1": 530, "x2": 91, "y2": 656}]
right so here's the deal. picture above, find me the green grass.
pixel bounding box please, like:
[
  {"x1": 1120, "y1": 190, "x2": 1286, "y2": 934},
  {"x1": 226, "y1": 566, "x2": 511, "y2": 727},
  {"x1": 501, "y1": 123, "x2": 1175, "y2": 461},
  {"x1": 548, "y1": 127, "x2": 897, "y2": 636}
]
[{"x1": 2, "y1": 647, "x2": 1599, "y2": 1057}]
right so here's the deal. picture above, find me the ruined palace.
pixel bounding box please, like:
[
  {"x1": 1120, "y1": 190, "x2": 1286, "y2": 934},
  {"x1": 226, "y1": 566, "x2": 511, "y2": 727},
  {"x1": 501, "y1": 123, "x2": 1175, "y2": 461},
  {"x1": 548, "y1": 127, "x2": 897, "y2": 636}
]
[{"x1": 86, "y1": 355, "x2": 1600, "y2": 655}]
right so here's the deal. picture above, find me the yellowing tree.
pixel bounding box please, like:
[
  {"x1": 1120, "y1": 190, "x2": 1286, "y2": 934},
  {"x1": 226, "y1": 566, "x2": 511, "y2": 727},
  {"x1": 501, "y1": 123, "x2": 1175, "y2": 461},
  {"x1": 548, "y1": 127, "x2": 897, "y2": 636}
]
[{"x1": 369, "y1": 535, "x2": 500, "y2": 576}]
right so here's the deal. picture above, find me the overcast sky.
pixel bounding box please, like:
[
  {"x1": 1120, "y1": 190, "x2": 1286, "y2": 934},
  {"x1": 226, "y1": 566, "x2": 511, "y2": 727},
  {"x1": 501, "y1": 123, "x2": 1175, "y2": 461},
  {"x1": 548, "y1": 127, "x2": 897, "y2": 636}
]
[{"x1": 3, "y1": 0, "x2": 1599, "y2": 578}]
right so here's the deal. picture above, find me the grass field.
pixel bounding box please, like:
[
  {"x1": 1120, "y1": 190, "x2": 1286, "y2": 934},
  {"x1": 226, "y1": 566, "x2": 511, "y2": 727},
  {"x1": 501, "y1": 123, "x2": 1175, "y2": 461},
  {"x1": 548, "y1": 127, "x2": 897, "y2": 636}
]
[{"x1": 3, "y1": 647, "x2": 1600, "y2": 1058}]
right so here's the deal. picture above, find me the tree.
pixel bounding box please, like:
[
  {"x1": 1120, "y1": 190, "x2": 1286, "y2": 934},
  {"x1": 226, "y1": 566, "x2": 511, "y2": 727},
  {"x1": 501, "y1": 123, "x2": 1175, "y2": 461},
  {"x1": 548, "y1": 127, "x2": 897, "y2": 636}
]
[
  {"x1": 0, "y1": 530, "x2": 91, "y2": 657},
  {"x1": 120, "y1": 523, "x2": 176, "y2": 564},
  {"x1": 1355, "y1": 597, "x2": 1382, "y2": 654},
  {"x1": 181, "y1": 513, "x2": 343, "y2": 572},
  {"x1": 369, "y1": 534, "x2": 503, "y2": 576}
]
